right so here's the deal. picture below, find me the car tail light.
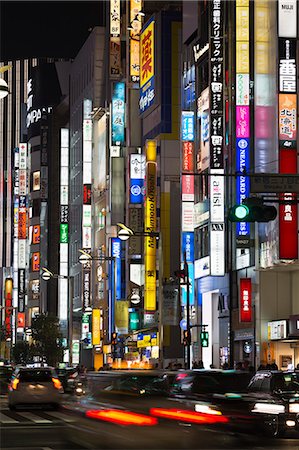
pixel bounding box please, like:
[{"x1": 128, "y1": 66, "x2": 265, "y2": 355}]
[
  {"x1": 150, "y1": 408, "x2": 229, "y2": 424},
  {"x1": 52, "y1": 377, "x2": 62, "y2": 389},
  {"x1": 10, "y1": 378, "x2": 19, "y2": 390},
  {"x1": 86, "y1": 409, "x2": 158, "y2": 426}
]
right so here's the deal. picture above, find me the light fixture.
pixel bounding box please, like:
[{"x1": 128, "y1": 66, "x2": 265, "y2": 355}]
[
  {"x1": 137, "y1": 11, "x2": 145, "y2": 17},
  {"x1": 84, "y1": 306, "x2": 93, "y2": 315},
  {"x1": 0, "y1": 78, "x2": 9, "y2": 99},
  {"x1": 118, "y1": 229, "x2": 131, "y2": 241}
]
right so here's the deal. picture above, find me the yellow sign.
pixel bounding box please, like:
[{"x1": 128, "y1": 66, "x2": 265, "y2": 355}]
[
  {"x1": 140, "y1": 19, "x2": 154, "y2": 89},
  {"x1": 144, "y1": 140, "x2": 157, "y2": 311},
  {"x1": 236, "y1": 7, "x2": 249, "y2": 42},
  {"x1": 255, "y1": 42, "x2": 269, "y2": 74},
  {"x1": 92, "y1": 309, "x2": 101, "y2": 346},
  {"x1": 236, "y1": 0, "x2": 249, "y2": 6},
  {"x1": 115, "y1": 301, "x2": 129, "y2": 333},
  {"x1": 130, "y1": 0, "x2": 142, "y2": 82},
  {"x1": 236, "y1": 42, "x2": 249, "y2": 73}
]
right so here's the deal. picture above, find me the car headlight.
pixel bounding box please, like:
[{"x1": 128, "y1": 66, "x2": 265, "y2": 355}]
[
  {"x1": 289, "y1": 403, "x2": 299, "y2": 414},
  {"x1": 195, "y1": 404, "x2": 222, "y2": 416},
  {"x1": 252, "y1": 403, "x2": 285, "y2": 414}
]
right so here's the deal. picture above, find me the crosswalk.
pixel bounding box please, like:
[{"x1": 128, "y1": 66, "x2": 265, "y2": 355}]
[{"x1": 0, "y1": 408, "x2": 77, "y2": 425}]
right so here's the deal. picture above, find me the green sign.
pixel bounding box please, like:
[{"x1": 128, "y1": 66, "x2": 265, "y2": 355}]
[
  {"x1": 129, "y1": 312, "x2": 140, "y2": 331},
  {"x1": 200, "y1": 331, "x2": 209, "y2": 348},
  {"x1": 60, "y1": 223, "x2": 68, "y2": 243}
]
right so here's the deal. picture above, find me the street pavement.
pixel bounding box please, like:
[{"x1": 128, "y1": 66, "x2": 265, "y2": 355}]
[{"x1": 1, "y1": 395, "x2": 299, "y2": 449}]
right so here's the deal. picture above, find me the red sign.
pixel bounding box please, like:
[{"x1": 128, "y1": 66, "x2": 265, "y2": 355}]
[
  {"x1": 17, "y1": 312, "x2": 25, "y2": 328},
  {"x1": 5, "y1": 278, "x2": 13, "y2": 339},
  {"x1": 182, "y1": 142, "x2": 194, "y2": 172},
  {"x1": 83, "y1": 184, "x2": 92, "y2": 205},
  {"x1": 182, "y1": 175, "x2": 194, "y2": 201},
  {"x1": 18, "y1": 210, "x2": 27, "y2": 239},
  {"x1": 239, "y1": 278, "x2": 252, "y2": 323},
  {"x1": 279, "y1": 149, "x2": 298, "y2": 259}
]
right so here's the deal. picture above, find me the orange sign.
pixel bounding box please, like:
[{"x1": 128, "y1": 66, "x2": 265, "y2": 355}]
[
  {"x1": 279, "y1": 94, "x2": 297, "y2": 141},
  {"x1": 17, "y1": 313, "x2": 25, "y2": 328},
  {"x1": 18, "y1": 211, "x2": 27, "y2": 239},
  {"x1": 32, "y1": 252, "x2": 40, "y2": 272},
  {"x1": 32, "y1": 224, "x2": 40, "y2": 244}
]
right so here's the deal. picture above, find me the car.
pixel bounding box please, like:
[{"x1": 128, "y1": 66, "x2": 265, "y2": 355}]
[
  {"x1": 170, "y1": 369, "x2": 252, "y2": 401},
  {"x1": 243, "y1": 370, "x2": 299, "y2": 437},
  {"x1": 0, "y1": 365, "x2": 14, "y2": 394},
  {"x1": 55, "y1": 367, "x2": 79, "y2": 393},
  {"x1": 8, "y1": 366, "x2": 63, "y2": 409}
]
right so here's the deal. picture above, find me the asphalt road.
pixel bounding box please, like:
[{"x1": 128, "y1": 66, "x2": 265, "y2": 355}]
[{"x1": 1, "y1": 395, "x2": 299, "y2": 450}]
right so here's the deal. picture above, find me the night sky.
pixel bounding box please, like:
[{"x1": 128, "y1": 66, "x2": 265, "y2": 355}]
[{"x1": 0, "y1": 1, "x2": 105, "y2": 61}]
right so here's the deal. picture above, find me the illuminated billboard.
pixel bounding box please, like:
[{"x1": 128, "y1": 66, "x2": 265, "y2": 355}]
[
  {"x1": 144, "y1": 141, "x2": 157, "y2": 311},
  {"x1": 239, "y1": 278, "x2": 252, "y2": 322},
  {"x1": 111, "y1": 82, "x2": 125, "y2": 146},
  {"x1": 130, "y1": 0, "x2": 143, "y2": 82},
  {"x1": 112, "y1": 238, "x2": 122, "y2": 300},
  {"x1": 140, "y1": 18, "x2": 155, "y2": 113},
  {"x1": 130, "y1": 154, "x2": 145, "y2": 204}
]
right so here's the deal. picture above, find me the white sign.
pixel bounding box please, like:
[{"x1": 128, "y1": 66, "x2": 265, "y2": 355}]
[
  {"x1": 83, "y1": 205, "x2": 92, "y2": 227},
  {"x1": 182, "y1": 202, "x2": 194, "y2": 231},
  {"x1": 82, "y1": 226, "x2": 92, "y2": 248},
  {"x1": 110, "y1": 0, "x2": 120, "y2": 37},
  {"x1": 19, "y1": 144, "x2": 27, "y2": 169},
  {"x1": 194, "y1": 256, "x2": 210, "y2": 279},
  {"x1": 210, "y1": 224, "x2": 225, "y2": 276},
  {"x1": 278, "y1": 0, "x2": 297, "y2": 38},
  {"x1": 130, "y1": 154, "x2": 146, "y2": 179},
  {"x1": 236, "y1": 74, "x2": 250, "y2": 105},
  {"x1": 210, "y1": 169, "x2": 224, "y2": 223},
  {"x1": 18, "y1": 240, "x2": 27, "y2": 269},
  {"x1": 110, "y1": 146, "x2": 120, "y2": 157},
  {"x1": 268, "y1": 320, "x2": 287, "y2": 340}
]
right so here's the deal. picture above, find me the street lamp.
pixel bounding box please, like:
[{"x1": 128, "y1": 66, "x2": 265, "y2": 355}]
[
  {"x1": 42, "y1": 267, "x2": 74, "y2": 365},
  {"x1": 0, "y1": 65, "x2": 12, "y2": 100},
  {"x1": 117, "y1": 223, "x2": 159, "y2": 240}
]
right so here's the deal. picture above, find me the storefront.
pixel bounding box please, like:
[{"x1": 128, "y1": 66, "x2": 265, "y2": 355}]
[
  {"x1": 233, "y1": 328, "x2": 255, "y2": 368},
  {"x1": 266, "y1": 320, "x2": 297, "y2": 370}
]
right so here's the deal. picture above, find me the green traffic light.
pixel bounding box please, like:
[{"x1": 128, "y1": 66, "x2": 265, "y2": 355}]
[{"x1": 234, "y1": 204, "x2": 249, "y2": 220}]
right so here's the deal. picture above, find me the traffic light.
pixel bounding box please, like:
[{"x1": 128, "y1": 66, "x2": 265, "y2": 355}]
[
  {"x1": 183, "y1": 329, "x2": 191, "y2": 346},
  {"x1": 111, "y1": 332, "x2": 118, "y2": 345},
  {"x1": 174, "y1": 266, "x2": 188, "y2": 283},
  {"x1": 200, "y1": 331, "x2": 209, "y2": 347},
  {"x1": 228, "y1": 198, "x2": 277, "y2": 223}
]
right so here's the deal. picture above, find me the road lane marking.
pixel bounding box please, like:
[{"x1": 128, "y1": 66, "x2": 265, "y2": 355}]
[
  {"x1": 0, "y1": 412, "x2": 19, "y2": 423},
  {"x1": 43, "y1": 410, "x2": 76, "y2": 422},
  {"x1": 15, "y1": 411, "x2": 52, "y2": 423}
]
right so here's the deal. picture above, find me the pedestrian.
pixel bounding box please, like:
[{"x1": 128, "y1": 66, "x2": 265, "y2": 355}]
[
  {"x1": 296, "y1": 363, "x2": 299, "y2": 370},
  {"x1": 192, "y1": 361, "x2": 198, "y2": 369},
  {"x1": 222, "y1": 362, "x2": 229, "y2": 370},
  {"x1": 197, "y1": 360, "x2": 204, "y2": 369},
  {"x1": 235, "y1": 362, "x2": 243, "y2": 370},
  {"x1": 270, "y1": 362, "x2": 278, "y2": 370}
]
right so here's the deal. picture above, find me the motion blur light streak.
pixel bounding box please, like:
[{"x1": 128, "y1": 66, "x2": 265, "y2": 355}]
[
  {"x1": 85, "y1": 409, "x2": 158, "y2": 426},
  {"x1": 150, "y1": 408, "x2": 229, "y2": 424},
  {"x1": 251, "y1": 403, "x2": 285, "y2": 414},
  {"x1": 194, "y1": 404, "x2": 223, "y2": 415}
]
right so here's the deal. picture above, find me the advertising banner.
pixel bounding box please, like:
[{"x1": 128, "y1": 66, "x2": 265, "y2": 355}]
[
  {"x1": 144, "y1": 141, "x2": 157, "y2": 311},
  {"x1": 210, "y1": 169, "x2": 224, "y2": 223},
  {"x1": 181, "y1": 263, "x2": 194, "y2": 306},
  {"x1": 115, "y1": 301, "x2": 129, "y2": 334},
  {"x1": 239, "y1": 278, "x2": 252, "y2": 322},
  {"x1": 111, "y1": 82, "x2": 125, "y2": 146},
  {"x1": 129, "y1": 311, "x2": 140, "y2": 330},
  {"x1": 140, "y1": 18, "x2": 155, "y2": 113},
  {"x1": 182, "y1": 202, "x2": 194, "y2": 232},
  {"x1": 236, "y1": 138, "x2": 250, "y2": 236},
  {"x1": 32, "y1": 252, "x2": 40, "y2": 272},
  {"x1": 236, "y1": 74, "x2": 250, "y2": 105},
  {"x1": 110, "y1": 37, "x2": 121, "y2": 78},
  {"x1": 110, "y1": 0, "x2": 120, "y2": 36},
  {"x1": 18, "y1": 269, "x2": 26, "y2": 313},
  {"x1": 112, "y1": 238, "x2": 122, "y2": 300},
  {"x1": 182, "y1": 175, "x2": 194, "y2": 201},
  {"x1": 92, "y1": 309, "x2": 101, "y2": 346},
  {"x1": 278, "y1": 94, "x2": 297, "y2": 146},
  {"x1": 182, "y1": 141, "x2": 194, "y2": 171},
  {"x1": 162, "y1": 284, "x2": 179, "y2": 326},
  {"x1": 278, "y1": 0, "x2": 297, "y2": 38},
  {"x1": 130, "y1": 154, "x2": 145, "y2": 204},
  {"x1": 236, "y1": 106, "x2": 250, "y2": 138},
  {"x1": 5, "y1": 278, "x2": 13, "y2": 339},
  {"x1": 210, "y1": 223, "x2": 225, "y2": 276},
  {"x1": 82, "y1": 269, "x2": 91, "y2": 310},
  {"x1": 32, "y1": 224, "x2": 40, "y2": 244},
  {"x1": 129, "y1": 0, "x2": 143, "y2": 82},
  {"x1": 181, "y1": 112, "x2": 195, "y2": 142},
  {"x1": 279, "y1": 38, "x2": 296, "y2": 93},
  {"x1": 181, "y1": 232, "x2": 194, "y2": 262}
]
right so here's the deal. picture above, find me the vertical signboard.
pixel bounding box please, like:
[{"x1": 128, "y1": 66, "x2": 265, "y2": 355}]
[
  {"x1": 144, "y1": 141, "x2": 157, "y2": 311},
  {"x1": 236, "y1": 0, "x2": 250, "y2": 240},
  {"x1": 111, "y1": 82, "x2": 125, "y2": 146},
  {"x1": 130, "y1": 153, "x2": 145, "y2": 204},
  {"x1": 239, "y1": 278, "x2": 252, "y2": 322},
  {"x1": 110, "y1": 0, "x2": 121, "y2": 78},
  {"x1": 140, "y1": 18, "x2": 155, "y2": 113},
  {"x1": 112, "y1": 238, "x2": 122, "y2": 300},
  {"x1": 92, "y1": 309, "x2": 101, "y2": 346},
  {"x1": 278, "y1": 6, "x2": 297, "y2": 259},
  {"x1": 130, "y1": 0, "x2": 143, "y2": 82},
  {"x1": 5, "y1": 278, "x2": 13, "y2": 339},
  {"x1": 209, "y1": 0, "x2": 225, "y2": 276}
]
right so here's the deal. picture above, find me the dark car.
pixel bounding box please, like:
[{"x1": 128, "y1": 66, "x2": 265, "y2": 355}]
[
  {"x1": 56, "y1": 367, "x2": 79, "y2": 393},
  {"x1": 0, "y1": 365, "x2": 14, "y2": 394},
  {"x1": 243, "y1": 370, "x2": 299, "y2": 437},
  {"x1": 171, "y1": 370, "x2": 252, "y2": 400}
]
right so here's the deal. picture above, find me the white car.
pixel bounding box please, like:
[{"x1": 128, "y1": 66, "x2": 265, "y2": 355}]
[{"x1": 8, "y1": 366, "x2": 63, "y2": 409}]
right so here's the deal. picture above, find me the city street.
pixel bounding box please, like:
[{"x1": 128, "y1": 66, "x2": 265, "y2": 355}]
[{"x1": 1, "y1": 395, "x2": 299, "y2": 450}]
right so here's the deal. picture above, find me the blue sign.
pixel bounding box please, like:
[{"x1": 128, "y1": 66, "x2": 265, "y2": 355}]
[
  {"x1": 112, "y1": 82, "x2": 125, "y2": 146},
  {"x1": 139, "y1": 77, "x2": 155, "y2": 114},
  {"x1": 180, "y1": 319, "x2": 187, "y2": 330},
  {"x1": 236, "y1": 138, "x2": 250, "y2": 236},
  {"x1": 181, "y1": 111, "x2": 195, "y2": 141},
  {"x1": 181, "y1": 232, "x2": 194, "y2": 262},
  {"x1": 130, "y1": 179, "x2": 144, "y2": 204},
  {"x1": 181, "y1": 262, "x2": 194, "y2": 306},
  {"x1": 112, "y1": 238, "x2": 122, "y2": 300}
]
